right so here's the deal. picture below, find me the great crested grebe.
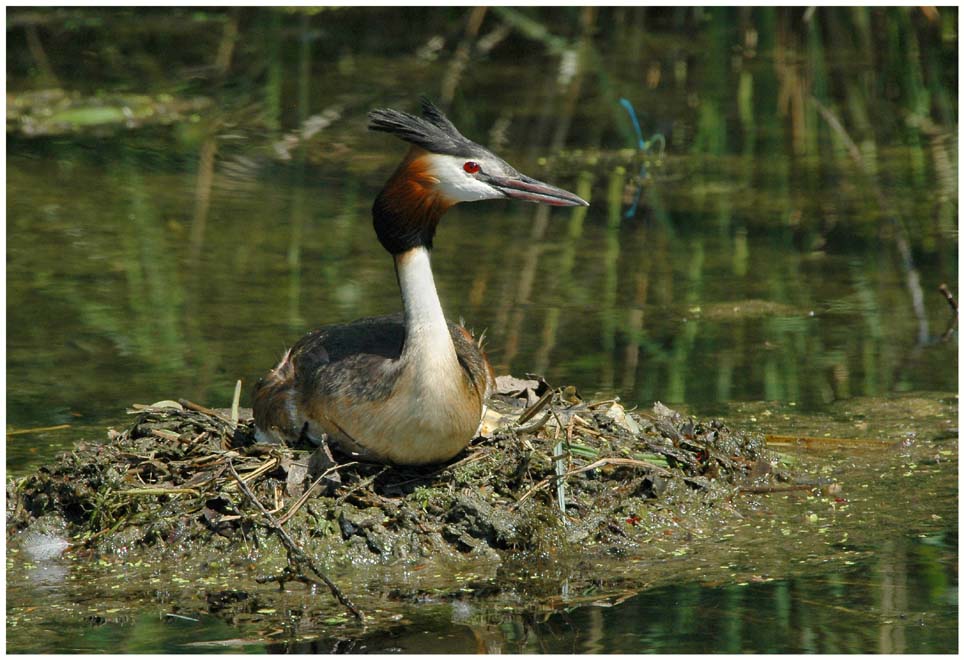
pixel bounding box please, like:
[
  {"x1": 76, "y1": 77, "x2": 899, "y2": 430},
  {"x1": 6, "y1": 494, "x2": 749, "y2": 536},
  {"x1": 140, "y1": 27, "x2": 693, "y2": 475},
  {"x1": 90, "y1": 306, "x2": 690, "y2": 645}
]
[{"x1": 252, "y1": 99, "x2": 588, "y2": 465}]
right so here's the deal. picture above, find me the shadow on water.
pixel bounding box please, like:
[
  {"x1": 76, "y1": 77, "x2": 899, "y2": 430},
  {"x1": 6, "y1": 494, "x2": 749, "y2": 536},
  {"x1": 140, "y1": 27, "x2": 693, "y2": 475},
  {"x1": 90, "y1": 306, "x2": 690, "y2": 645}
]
[{"x1": 5, "y1": 6, "x2": 958, "y2": 653}]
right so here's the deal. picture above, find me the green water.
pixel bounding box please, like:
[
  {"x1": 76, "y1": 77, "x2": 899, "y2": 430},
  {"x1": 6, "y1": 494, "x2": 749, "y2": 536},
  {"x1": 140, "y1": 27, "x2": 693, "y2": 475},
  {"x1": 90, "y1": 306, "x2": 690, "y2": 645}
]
[{"x1": 6, "y1": 6, "x2": 958, "y2": 653}]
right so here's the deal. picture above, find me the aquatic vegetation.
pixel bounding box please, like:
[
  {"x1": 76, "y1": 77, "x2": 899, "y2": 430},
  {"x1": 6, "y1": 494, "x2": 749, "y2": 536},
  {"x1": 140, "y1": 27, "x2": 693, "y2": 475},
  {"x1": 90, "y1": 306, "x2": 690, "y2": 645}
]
[
  {"x1": 5, "y1": 7, "x2": 957, "y2": 652},
  {"x1": 7, "y1": 379, "x2": 777, "y2": 617}
]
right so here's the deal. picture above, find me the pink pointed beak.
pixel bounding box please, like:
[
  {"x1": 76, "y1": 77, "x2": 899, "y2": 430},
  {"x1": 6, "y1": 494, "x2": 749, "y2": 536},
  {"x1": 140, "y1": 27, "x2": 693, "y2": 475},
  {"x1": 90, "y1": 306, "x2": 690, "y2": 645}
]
[{"x1": 483, "y1": 173, "x2": 589, "y2": 207}]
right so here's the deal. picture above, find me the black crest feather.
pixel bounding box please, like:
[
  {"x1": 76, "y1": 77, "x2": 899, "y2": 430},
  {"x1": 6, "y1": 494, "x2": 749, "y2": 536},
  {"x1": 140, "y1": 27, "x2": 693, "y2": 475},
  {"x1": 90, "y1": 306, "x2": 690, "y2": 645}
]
[{"x1": 368, "y1": 98, "x2": 476, "y2": 157}]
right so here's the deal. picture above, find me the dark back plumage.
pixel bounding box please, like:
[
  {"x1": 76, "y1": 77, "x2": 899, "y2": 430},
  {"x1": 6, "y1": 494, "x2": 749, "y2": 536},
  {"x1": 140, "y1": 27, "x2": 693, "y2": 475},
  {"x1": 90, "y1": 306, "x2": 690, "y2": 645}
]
[
  {"x1": 368, "y1": 98, "x2": 478, "y2": 157},
  {"x1": 251, "y1": 313, "x2": 493, "y2": 449}
]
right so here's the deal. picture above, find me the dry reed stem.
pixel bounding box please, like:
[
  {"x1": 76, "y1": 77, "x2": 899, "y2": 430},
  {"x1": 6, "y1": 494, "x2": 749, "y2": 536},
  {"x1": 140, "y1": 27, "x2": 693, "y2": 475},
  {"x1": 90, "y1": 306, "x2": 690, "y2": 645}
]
[{"x1": 513, "y1": 456, "x2": 673, "y2": 509}]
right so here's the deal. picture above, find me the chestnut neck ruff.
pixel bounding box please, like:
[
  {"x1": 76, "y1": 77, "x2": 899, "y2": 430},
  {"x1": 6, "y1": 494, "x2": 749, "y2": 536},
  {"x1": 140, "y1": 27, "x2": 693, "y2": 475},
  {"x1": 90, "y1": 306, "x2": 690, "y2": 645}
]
[{"x1": 372, "y1": 148, "x2": 454, "y2": 255}]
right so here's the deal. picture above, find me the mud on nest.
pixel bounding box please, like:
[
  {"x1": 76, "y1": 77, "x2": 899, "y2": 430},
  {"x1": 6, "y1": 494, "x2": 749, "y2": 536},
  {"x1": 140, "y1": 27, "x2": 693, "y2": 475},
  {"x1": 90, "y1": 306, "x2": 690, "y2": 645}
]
[{"x1": 7, "y1": 375, "x2": 783, "y2": 566}]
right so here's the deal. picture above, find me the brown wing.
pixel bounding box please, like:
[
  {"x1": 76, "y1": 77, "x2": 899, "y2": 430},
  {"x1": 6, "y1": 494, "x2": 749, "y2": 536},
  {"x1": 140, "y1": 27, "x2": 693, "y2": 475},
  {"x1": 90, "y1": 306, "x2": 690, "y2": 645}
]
[
  {"x1": 252, "y1": 313, "x2": 492, "y2": 441},
  {"x1": 451, "y1": 324, "x2": 494, "y2": 402}
]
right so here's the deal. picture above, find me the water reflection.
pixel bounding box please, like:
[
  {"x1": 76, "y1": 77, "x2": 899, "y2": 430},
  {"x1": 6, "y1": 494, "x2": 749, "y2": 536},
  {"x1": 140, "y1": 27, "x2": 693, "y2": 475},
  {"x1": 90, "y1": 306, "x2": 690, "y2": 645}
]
[
  {"x1": 9, "y1": 133, "x2": 956, "y2": 462},
  {"x1": 262, "y1": 534, "x2": 956, "y2": 654},
  {"x1": 8, "y1": 141, "x2": 956, "y2": 474},
  {"x1": 6, "y1": 532, "x2": 954, "y2": 654},
  {"x1": 7, "y1": 8, "x2": 958, "y2": 474},
  {"x1": 5, "y1": 6, "x2": 958, "y2": 654}
]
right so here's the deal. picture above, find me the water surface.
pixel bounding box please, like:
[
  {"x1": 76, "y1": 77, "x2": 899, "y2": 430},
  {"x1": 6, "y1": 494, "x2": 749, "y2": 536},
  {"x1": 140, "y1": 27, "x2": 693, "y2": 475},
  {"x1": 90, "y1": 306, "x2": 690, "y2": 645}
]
[{"x1": 6, "y1": 6, "x2": 958, "y2": 653}]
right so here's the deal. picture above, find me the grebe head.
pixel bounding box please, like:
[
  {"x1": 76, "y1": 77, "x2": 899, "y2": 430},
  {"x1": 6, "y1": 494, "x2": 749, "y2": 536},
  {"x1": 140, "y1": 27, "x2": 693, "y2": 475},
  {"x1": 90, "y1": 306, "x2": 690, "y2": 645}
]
[
  {"x1": 368, "y1": 99, "x2": 588, "y2": 254},
  {"x1": 370, "y1": 99, "x2": 589, "y2": 208}
]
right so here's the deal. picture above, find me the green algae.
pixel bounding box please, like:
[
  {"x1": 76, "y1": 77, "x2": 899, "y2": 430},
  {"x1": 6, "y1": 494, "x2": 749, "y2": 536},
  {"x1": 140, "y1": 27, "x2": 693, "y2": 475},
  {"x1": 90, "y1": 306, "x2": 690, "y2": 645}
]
[{"x1": 7, "y1": 89, "x2": 212, "y2": 137}]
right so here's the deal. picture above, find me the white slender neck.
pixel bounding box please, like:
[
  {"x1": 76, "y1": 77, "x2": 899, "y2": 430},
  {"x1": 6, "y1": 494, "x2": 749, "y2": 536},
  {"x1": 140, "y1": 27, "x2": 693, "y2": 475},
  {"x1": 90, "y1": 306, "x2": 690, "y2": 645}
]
[{"x1": 394, "y1": 246, "x2": 457, "y2": 362}]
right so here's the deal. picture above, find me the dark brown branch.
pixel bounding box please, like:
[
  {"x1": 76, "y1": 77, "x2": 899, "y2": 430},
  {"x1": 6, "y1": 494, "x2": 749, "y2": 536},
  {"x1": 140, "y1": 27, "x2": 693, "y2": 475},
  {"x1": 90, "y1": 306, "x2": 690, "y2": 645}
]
[
  {"x1": 938, "y1": 283, "x2": 957, "y2": 312},
  {"x1": 178, "y1": 398, "x2": 231, "y2": 421},
  {"x1": 738, "y1": 484, "x2": 817, "y2": 494},
  {"x1": 517, "y1": 388, "x2": 554, "y2": 425},
  {"x1": 811, "y1": 96, "x2": 930, "y2": 344},
  {"x1": 937, "y1": 284, "x2": 957, "y2": 342},
  {"x1": 227, "y1": 459, "x2": 365, "y2": 622},
  {"x1": 24, "y1": 24, "x2": 59, "y2": 87}
]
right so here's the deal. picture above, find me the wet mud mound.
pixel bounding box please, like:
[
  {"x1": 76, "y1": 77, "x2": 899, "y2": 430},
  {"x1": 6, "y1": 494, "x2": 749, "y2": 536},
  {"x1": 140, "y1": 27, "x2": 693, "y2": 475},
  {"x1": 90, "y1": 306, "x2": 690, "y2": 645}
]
[{"x1": 7, "y1": 376, "x2": 782, "y2": 568}]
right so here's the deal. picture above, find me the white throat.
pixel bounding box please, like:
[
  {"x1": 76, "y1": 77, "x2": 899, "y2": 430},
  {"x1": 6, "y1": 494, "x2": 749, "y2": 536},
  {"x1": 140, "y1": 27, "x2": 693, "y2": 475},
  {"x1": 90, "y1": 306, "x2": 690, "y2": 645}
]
[{"x1": 395, "y1": 247, "x2": 458, "y2": 366}]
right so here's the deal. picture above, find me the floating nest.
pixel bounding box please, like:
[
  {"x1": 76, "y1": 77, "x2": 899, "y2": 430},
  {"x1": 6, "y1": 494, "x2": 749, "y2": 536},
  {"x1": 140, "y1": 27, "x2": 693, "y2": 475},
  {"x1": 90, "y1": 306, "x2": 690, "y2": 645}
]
[{"x1": 7, "y1": 376, "x2": 782, "y2": 574}]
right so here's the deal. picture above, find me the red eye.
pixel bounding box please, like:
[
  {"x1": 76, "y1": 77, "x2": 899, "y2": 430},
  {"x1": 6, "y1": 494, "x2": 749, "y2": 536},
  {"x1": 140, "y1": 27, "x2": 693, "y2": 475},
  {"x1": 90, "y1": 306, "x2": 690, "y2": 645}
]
[{"x1": 463, "y1": 161, "x2": 481, "y2": 174}]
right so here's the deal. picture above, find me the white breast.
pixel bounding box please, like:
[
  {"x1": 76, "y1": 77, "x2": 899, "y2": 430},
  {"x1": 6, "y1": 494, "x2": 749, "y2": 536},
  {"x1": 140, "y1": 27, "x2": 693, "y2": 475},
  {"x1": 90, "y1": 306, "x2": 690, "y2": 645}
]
[
  {"x1": 316, "y1": 246, "x2": 482, "y2": 464},
  {"x1": 396, "y1": 245, "x2": 475, "y2": 422}
]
